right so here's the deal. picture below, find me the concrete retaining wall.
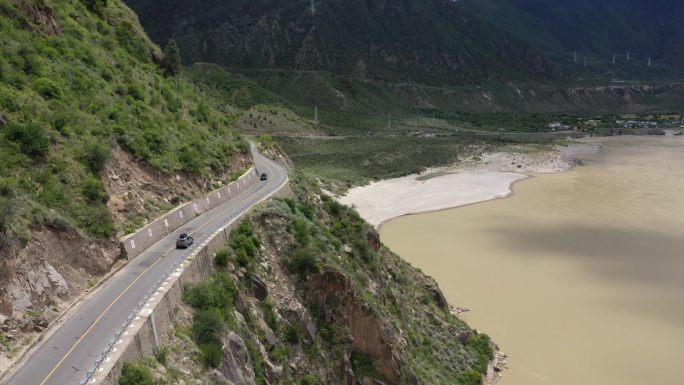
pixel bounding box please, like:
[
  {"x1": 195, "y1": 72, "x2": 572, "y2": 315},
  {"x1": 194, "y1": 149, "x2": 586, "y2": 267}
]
[
  {"x1": 121, "y1": 168, "x2": 258, "y2": 260},
  {"x1": 96, "y1": 181, "x2": 292, "y2": 385}
]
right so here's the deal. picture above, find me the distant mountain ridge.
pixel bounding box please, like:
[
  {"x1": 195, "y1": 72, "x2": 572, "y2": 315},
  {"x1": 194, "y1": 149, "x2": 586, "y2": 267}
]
[
  {"x1": 461, "y1": 0, "x2": 684, "y2": 69},
  {"x1": 124, "y1": 0, "x2": 554, "y2": 84},
  {"x1": 125, "y1": 0, "x2": 683, "y2": 83}
]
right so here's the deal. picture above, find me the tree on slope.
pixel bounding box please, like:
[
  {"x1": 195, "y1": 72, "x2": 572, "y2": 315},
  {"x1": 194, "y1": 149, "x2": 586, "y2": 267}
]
[{"x1": 163, "y1": 39, "x2": 182, "y2": 76}]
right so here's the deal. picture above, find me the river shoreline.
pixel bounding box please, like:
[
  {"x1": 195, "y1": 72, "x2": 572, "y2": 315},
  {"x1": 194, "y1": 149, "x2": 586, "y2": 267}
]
[
  {"x1": 339, "y1": 140, "x2": 601, "y2": 385},
  {"x1": 374, "y1": 136, "x2": 684, "y2": 385},
  {"x1": 340, "y1": 142, "x2": 599, "y2": 230}
]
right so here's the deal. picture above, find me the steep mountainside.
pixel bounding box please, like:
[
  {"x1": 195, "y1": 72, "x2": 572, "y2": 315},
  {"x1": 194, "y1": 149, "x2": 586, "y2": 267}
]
[
  {"x1": 0, "y1": 0, "x2": 249, "y2": 356},
  {"x1": 124, "y1": 0, "x2": 553, "y2": 84},
  {"x1": 119, "y1": 173, "x2": 502, "y2": 385}
]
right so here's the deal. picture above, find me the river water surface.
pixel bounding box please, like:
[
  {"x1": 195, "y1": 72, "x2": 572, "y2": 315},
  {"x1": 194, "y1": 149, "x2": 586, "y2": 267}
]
[{"x1": 380, "y1": 137, "x2": 684, "y2": 385}]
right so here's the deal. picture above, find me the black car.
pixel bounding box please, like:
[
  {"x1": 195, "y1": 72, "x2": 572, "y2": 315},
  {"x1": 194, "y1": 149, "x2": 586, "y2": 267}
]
[
  {"x1": 260, "y1": 172, "x2": 268, "y2": 181},
  {"x1": 176, "y1": 233, "x2": 194, "y2": 249}
]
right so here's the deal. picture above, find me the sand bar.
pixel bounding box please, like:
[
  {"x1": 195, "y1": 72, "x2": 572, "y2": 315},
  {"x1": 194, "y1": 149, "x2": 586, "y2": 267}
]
[
  {"x1": 340, "y1": 144, "x2": 596, "y2": 227},
  {"x1": 340, "y1": 171, "x2": 527, "y2": 228}
]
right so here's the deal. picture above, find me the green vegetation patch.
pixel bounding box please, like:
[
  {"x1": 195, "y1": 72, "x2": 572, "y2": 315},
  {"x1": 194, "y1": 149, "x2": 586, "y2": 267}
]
[
  {"x1": 119, "y1": 361, "x2": 155, "y2": 385},
  {"x1": 0, "y1": 0, "x2": 246, "y2": 240},
  {"x1": 182, "y1": 272, "x2": 238, "y2": 367}
]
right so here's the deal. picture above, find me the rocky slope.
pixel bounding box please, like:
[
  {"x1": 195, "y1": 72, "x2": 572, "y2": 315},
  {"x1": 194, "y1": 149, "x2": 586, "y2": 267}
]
[{"x1": 120, "y1": 174, "x2": 498, "y2": 385}]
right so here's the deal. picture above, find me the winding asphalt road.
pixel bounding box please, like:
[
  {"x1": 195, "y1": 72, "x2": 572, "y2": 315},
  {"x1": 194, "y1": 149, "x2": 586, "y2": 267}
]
[{"x1": 2, "y1": 146, "x2": 287, "y2": 385}]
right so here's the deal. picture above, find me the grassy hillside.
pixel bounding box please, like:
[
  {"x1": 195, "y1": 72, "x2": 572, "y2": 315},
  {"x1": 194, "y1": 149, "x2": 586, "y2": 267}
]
[{"x1": 0, "y1": 0, "x2": 247, "y2": 242}]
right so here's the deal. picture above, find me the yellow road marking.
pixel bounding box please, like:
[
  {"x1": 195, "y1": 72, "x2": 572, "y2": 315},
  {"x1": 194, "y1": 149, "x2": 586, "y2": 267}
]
[{"x1": 37, "y1": 162, "x2": 275, "y2": 385}]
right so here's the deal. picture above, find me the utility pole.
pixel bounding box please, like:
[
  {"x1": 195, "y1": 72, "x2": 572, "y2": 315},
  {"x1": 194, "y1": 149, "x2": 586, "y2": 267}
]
[
  {"x1": 612, "y1": 54, "x2": 616, "y2": 65},
  {"x1": 626, "y1": 51, "x2": 631, "y2": 61},
  {"x1": 573, "y1": 51, "x2": 578, "y2": 63},
  {"x1": 583, "y1": 56, "x2": 587, "y2": 68},
  {"x1": 313, "y1": 105, "x2": 319, "y2": 124},
  {"x1": 648, "y1": 57, "x2": 652, "y2": 67},
  {"x1": 387, "y1": 113, "x2": 391, "y2": 130},
  {"x1": 310, "y1": 0, "x2": 315, "y2": 15}
]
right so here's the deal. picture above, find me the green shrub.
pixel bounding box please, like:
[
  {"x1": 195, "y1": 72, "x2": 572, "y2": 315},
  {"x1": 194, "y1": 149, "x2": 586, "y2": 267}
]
[
  {"x1": 7, "y1": 123, "x2": 50, "y2": 157},
  {"x1": 261, "y1": 298, "x2": 278, "y2": 332},
  {"x1": 467, "y1": 333, "x2": 494, "y2": 374},
  {"x1": 292, "y1": 219, "x2": 310, "y2": 246},
  {"x1": 81, "y1": 142, "x2": 111, "y2": 173},
  {"x1": 456, "y1": 370, "x2": 482, "y2": 385},
  {"x1": 183, "y1": 274, "x2": 236, "y2": 310},
  {"x1": 81, "y1": 205, "x2": 114, "y2": 237},
  {"x1": 229, "y1": 220, "x2": 260, "y2": 268},
  {"x1": 284, "y1": 324, "x2": 300, "y2": 344},
  {"x1": 322, "y1": 196, "x2": 343, "y2": 217},
  {"x1": 214, "y1": 249, "x2": 229, "y2": 267},
  {"x1": 287, "y1": 247, "x2": 320, "y2": 277},
  {"x1": 350, "y1": 351, "x2": 376, "y2": 377},
  {"x1": 155, "y1": 347, "x2": 168, "y2": 366},
  {"x1": 257, "y1": 134, "x2": 274, "y2": 148},
  {"x1": 81, "y1": 0, "x2": 108, "y2": 15},
  {"x1": 127, "y1": 83, "x2": 145, "y2": 101},
  {"x1": 82, "y1": 177, "x2": 109, "y2": 203},
  {"x1": 299, "y1": 203, "x2": 314, "y2": 220},
  {"x1": 119, "y1": 362, "x2": 154, "y2": 385},
  {"x1": 33, "y1": 78, "x2": 62, "y2": 99},
  {"x1": 162, "y1": 39, "x2": 182, "y2": 76},
  {"x1": 192, "y1": 308, "x2": 224, "y2": 346},
  {"x1": 198, "y1": 341, "x2": 222, "y2": 368}
]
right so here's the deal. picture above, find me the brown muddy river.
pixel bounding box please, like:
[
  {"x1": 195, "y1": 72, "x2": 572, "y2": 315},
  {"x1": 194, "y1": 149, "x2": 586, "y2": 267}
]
[{"x1": 381, "y1": 137, "x2": 684, "y2": 385}]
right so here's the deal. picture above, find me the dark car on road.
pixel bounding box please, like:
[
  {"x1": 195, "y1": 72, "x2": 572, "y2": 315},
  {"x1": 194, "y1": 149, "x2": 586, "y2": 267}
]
[
  {"x1": 260, "y1": 172, "x2": 268, "y2": 181},
  {"x1": 176, "y1": 233, "x2": 194, "y2": 249}
]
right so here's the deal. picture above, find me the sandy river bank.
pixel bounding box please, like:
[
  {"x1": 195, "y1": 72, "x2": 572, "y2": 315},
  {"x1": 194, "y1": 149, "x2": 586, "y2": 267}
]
[{"x1": 340, "y1": 143, "x2": 597, "y2": 228}]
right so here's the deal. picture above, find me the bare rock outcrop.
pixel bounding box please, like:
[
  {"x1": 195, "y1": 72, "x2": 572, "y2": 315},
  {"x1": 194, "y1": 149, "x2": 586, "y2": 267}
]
[
  {"x1": 365, "y1": 229, "x2": 382, "y2": 253},
  {"x1": 220, "y1": 332, "x2": 256, "y2": 385},
  {"x1": 5, "y1": 261, "x2": 68, "y2": 313},
  {"x1": 19, "y1": 0, "x2": 62, "y2": 36},
  {"x1": 307, "y1": 270, "x2": 400, "y2": 382}
]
